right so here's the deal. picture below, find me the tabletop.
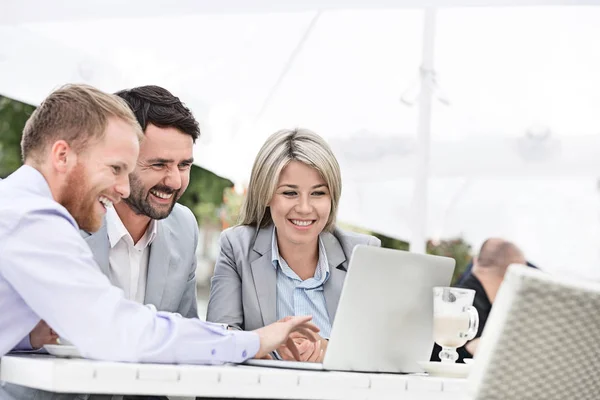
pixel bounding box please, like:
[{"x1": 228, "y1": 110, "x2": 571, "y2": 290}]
[{"x1": 0, "y1": 354, "x2": 469, "y2": 400}]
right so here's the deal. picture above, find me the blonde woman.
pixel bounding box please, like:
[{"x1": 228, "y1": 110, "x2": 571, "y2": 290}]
[{"x1": 207, "y1": 129, "x2": 381, "y2": 362}]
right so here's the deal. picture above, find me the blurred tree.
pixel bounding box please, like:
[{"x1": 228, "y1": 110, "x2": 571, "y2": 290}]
[
  {"x1": 373, "y1": 233, "x2": 410, "y2": 251},
  {"x1": 427, "y1": 238, "x2": 472, "y2": 285},
  {"x1": 221, "y1": 187, "x2": 245, "y2": 229},
  {"x1": 0, "y1": 96, "x2": 232, "y2": 227},
  {"x1": 0, "y1": 96, "x2": 35, "y2": 178},
  {"x1": 354, "y1": 232, "x2": 472, "y2": 285},
  {"x1": 177, "y1": 165, "x2": 233, "y2": 226}
]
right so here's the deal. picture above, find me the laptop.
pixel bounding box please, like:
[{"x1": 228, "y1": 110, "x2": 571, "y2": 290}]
[{"x1": 244, "y1": 245, "x2": 455, "y2": 373}]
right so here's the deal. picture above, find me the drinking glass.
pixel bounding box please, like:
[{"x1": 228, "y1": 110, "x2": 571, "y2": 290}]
[{"x1": 433, "y1": 287, "x2": 479, "y2": 363}]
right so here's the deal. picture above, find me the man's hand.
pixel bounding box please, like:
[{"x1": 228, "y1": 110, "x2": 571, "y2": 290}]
[
  {"x1": 277, "y1": 331, "x2": 327, "y2": 362},
  {"x1": 465, "y1": 338, "x2": 481, "y2": 356},
  {"x1": 29, "y1": 320, "x2": 58, "y2": 349},
  {"x1": 253, "y1": 316, "x2": 320, "y2": 360}
]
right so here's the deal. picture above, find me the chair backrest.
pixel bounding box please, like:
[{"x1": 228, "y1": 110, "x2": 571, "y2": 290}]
[{"x1": 468, "y1": 264, "x2": 600, "y2": 400}]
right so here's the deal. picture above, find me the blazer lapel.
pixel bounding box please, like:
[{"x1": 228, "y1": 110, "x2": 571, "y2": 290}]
[
  {"x1": 321, "y1": 231, "x2": 347, "y2": 322},
  {"x1": 250, "y1": 226, "x2": 278, "y2": 326},
  {"x1": 84, "y1": 224, "x2": 110, "y2": 276},
  {"x1": 145, "y1": 221, "x2": 172, "y2": 309}
]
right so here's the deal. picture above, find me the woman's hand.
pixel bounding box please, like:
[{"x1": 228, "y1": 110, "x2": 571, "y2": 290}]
[
  {"x1": 253, "y1": 316, "x2": 320, "y2": 360},
  {"x1": 277, "y1": 331, "x2": 328, "y2": 362}
]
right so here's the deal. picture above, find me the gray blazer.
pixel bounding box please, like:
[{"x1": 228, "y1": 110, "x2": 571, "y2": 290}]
[
  {"x1": 81, "y1": 203, "x2": 199, "y2": 318},
  {"x1": 206, "y1": 224, "x2": 381, "y2": 330}
]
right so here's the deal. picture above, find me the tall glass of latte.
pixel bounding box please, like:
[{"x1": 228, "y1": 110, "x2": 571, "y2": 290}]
[{"x1": 433, "y1": 287, "x2": 479, "y2": 363}]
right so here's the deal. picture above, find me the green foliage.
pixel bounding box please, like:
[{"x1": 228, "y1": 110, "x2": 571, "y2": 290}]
[
  {"x1": 190, "y1": 202, "x2": 219, "y2": 226},
  {"x1": 359, "y1": 232, "x2": 472, "y2": 285},
  {"x1": 373, "y1": 233, "x2": 410, "y2": 251},
  {"x1": 0, "y1": 96, "x2": 35, "y2": 178},
  {"x1": 427, "y1": 238, "x2": 473, "y2": 285},
  {"x1": 0, "y1": 96, "x2": 232, "y2": 224},
  {"x1": 221, "y1": 187, "x2": 245, "y2": 228},
  {"x1": 177, "y1": 165, "x2": 233, "y2": 225}
]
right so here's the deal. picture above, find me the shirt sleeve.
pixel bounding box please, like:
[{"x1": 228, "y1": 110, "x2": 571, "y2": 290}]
[
  {"x1": 0, "y1": 209, "x2": 259, "y2": 364},
  {"x1": 12, "y1": 335, "x2": 32, "y2": 351}
]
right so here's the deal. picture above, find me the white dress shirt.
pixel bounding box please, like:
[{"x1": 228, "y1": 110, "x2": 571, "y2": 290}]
[
  {"x1": 0, "y1": 165, "x2": 259, "y2": 363},
  {"x1": 106, "y1": 207, "x2": 157, "y2": 303}
]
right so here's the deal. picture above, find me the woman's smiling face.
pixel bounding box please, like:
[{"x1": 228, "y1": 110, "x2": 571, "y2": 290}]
[{"x1": 269, "y1": 160, "x2": 332, "y2": 247}]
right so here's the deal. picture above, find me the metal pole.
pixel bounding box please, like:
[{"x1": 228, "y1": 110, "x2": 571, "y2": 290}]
[
  {"x1": 254, "y1": 10, "x2": 322, "y2": 123},
  {"x1": 409, "y1": 8, "x2": 437, "y2": 253}
]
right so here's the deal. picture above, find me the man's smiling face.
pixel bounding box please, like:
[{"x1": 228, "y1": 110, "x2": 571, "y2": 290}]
[{"x1": 123, "y1": 124, "x2": 194, "y2": 219}]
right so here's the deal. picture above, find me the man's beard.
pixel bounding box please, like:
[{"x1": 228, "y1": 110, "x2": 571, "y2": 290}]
[
  {"x1": 124, "y1": 172, "x2": 178, "y2": 220},
  {"x1": 61, "y1": 162, "x2": 104, "y2": 232}
]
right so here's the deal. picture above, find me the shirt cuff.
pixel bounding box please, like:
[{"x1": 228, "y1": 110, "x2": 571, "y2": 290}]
[
  {"x1": 13, "y1": 335, "x2": 33, "y2": 351},
  {"x1": 230, "y1": 330, "x2": 260, "y2": 362},
  {"x1": 204, "y1": 321, "x2": 229, "y2": 330}
]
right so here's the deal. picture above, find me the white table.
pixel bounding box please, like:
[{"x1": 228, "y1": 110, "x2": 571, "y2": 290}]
[{"x1": 1, "y1": 355, "x2": 467, "y2": 399}]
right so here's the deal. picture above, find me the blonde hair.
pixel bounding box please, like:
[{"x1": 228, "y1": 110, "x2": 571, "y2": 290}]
[
  {"x1": 238, "y1": 128, "x2": 342, "y2": 231},
  {"x1": 21, "y1": 83, "x2": 143, "y2": 164}
]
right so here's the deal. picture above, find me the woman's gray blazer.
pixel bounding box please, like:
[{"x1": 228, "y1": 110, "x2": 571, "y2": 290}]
[{"x1": 206, "y1": 224, "x2": 381, "y2": 330}]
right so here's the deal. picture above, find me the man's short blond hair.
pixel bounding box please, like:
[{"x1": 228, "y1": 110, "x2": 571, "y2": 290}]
[{"x1": 21, "y1": 84, "x2": 143, "y2": 163}]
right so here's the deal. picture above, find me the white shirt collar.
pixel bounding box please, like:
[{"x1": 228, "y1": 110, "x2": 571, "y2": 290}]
[{"x1": 106, "y1": 206, "x2": 158, "y2": 249}]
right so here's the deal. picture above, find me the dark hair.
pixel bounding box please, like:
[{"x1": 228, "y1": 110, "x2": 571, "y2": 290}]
[
  {"x1": 21, "y1": 84, "x2": 142, "y2": 164},
  {"x1": 115, "y1": 85, "x2": 200, "y2": 142}
]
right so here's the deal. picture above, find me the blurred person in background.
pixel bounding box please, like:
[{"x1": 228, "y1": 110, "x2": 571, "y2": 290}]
[
  {"x1": 459, "y1": 238, "x2": 526, "y2": 357},
  {"x1": 457, "y1": 258, "x2": 537, "y2": 286},
  {"x1": 431, "y1": 238, "x2": 526, "y2": 362},
  {"x1": 207, "y1": 128, "x2": 381, "y2": 363}
]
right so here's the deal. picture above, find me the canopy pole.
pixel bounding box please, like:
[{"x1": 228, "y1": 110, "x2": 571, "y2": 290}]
[
  {"x1": 254, "y1": 10, "x2": 322, "y2": 123},
  {"x1": 409, "y1": 8, "x2": 437, "y2": 254}
]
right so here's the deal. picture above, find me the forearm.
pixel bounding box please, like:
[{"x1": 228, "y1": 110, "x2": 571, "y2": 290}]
[
  {"x1": 2, "y1": 217, "x2": 258, "y2": 364},
  {"x1": 21, "y1": 282, "x2": 259, "y2": 363},
  {"x1": 34, "y1": 280, "x2": 258, "y2": 363}
]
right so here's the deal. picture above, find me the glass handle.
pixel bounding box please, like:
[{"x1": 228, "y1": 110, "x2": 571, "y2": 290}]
[{"x1": 464, "y1": 305, "x2": 479, "y2": 341}]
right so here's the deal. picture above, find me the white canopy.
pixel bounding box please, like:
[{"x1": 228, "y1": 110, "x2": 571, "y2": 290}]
[{"x1": 1, "y1": 3, "x2": 600, "y2": 278}]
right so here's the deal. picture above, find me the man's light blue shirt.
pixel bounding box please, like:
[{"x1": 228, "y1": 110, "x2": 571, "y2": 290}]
[
  {"x1": 271, "y1": 228, "x2": 332, "y2": 338},
  {"x1": 0, "y1": 166, "x2": 259, "y2": 362}
]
